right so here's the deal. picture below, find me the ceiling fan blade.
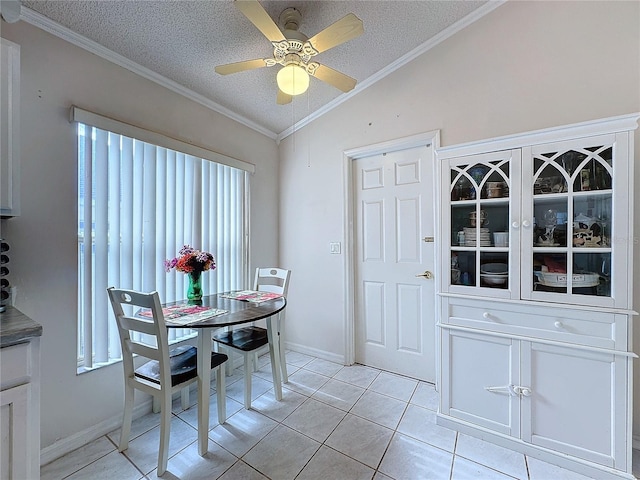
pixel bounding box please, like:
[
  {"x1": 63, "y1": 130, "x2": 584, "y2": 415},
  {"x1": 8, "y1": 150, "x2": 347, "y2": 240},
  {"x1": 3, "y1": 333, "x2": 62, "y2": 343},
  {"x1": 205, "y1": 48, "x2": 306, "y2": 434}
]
[
  {"x1": 215, "y1": 59, "x2": 269, "y2": 75},
  {"x1": 234, "y1": 0, "x2": 286, "y2": 43},
  {"x1": 277, "y1": 89, "x2": 292, "y2": 105},
  {"x1": 306, "y1": 13, "x2": 364, "y2": 54},
  {"x1": 312, "y1": 64, "x2": 357, "y2": 93}
]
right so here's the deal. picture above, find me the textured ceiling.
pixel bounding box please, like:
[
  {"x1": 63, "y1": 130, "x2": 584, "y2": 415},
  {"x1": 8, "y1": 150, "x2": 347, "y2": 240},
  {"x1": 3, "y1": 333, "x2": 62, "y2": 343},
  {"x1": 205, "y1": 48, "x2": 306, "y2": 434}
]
[{"x1": 20, "y1": 0, "x2": 490, "y2": 138}]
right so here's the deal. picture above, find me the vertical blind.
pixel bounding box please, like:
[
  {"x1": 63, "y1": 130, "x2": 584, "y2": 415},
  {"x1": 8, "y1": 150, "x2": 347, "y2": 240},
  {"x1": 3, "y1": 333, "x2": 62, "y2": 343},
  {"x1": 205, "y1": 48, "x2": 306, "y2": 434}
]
[{"x1": 77, "y1": 123, "x2": 248, "y2": 370}]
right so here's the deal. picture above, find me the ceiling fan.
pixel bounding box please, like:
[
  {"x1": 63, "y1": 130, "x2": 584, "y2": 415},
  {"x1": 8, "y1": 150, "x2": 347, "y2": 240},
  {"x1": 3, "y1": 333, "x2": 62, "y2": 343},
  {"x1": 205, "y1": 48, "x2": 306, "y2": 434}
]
[{"x1": 215, "y1": 0, "x2": 364, "y2": 104}]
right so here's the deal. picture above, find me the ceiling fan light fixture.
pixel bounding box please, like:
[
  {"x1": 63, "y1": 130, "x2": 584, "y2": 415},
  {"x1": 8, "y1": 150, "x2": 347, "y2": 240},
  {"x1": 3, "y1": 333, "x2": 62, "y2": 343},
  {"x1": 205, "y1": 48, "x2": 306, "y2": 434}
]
[{"x1": 277, "y1": 64, "x2": 309, "y2": 96}]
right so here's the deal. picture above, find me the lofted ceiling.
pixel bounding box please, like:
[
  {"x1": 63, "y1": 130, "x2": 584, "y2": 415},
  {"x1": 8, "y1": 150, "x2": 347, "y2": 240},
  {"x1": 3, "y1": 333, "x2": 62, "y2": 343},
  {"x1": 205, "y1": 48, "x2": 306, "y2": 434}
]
[{"x1": 16, "y1": 0, "x2": 494, "y2": 139}]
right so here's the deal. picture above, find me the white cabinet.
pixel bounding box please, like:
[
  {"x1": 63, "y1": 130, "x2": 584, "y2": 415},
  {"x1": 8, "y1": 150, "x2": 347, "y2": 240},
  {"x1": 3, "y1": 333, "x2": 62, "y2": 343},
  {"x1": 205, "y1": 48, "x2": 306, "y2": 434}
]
[
  {"x1": 437, "y1": 114, "x2": 638, "y2": 480},
  {"x1": 0, "y1": 38, "x2": 20, "y2": 217},
  {"x1": 1, "y1": 308, "x2": 41, "y2": 480},
  {"x1": 440, "y1": 325, "x2": 629, "y2": 470},
  {"x1": 1, "y1": 383, "x2": 29, "y2": 480}
]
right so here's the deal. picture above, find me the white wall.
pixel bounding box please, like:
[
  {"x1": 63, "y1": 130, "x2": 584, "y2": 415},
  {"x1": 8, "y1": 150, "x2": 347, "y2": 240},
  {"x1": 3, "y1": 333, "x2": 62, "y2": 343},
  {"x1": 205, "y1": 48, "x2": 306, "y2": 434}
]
[
  {"x1": 278, "y1": 0, "x2": 640, "y2": 426},
  {"x1": 0, "y1": 20, "x2": 280, "y2": 455}
]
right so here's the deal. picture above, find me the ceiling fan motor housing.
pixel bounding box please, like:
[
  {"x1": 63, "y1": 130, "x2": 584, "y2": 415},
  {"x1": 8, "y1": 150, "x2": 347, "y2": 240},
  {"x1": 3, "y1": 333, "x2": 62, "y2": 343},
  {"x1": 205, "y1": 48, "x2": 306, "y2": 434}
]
[{"x1": 279, "y1": 7, "x2": 302, "y2": 32}]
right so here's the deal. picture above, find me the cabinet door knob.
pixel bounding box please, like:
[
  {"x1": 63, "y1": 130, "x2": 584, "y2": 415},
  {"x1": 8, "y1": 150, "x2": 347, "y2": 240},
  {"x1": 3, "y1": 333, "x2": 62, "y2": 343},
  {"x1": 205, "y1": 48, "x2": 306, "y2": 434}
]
[
  {"x1": 554, "y1": 321, "x2": 564, "y2": 329},
  {"x1": 522, "y1": 220, "x2": 531, "y2": 228},
  {"x1": 513, "y1": 385, "x2": 532, "y2": 397},
  {"x1": 520, "y1": 387, "x2": 532, "y2": 397},
  {"x1": 511, "y1": 221, "x2": 520, "y2": 229},
  {"x1": 482, "y1": 312, "x2": 492, "y2": 320}
]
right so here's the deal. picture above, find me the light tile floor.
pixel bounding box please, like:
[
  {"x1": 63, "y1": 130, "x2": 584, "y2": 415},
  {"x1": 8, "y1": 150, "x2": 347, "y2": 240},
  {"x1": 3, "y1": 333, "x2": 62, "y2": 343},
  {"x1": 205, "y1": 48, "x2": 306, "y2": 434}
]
[{"x1": 41, "y1": 351, "x2": 639, "y2": 480}]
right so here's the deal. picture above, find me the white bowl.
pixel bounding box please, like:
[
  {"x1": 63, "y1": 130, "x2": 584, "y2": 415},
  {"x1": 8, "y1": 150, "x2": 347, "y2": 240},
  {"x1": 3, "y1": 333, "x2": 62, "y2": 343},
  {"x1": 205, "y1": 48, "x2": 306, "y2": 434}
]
[
  {"x1": 480, "y1": 263, "x2": 508, "y2": 274},
  {"x1": 481, "y1": 273, "x2": 508, "y2": 286}
]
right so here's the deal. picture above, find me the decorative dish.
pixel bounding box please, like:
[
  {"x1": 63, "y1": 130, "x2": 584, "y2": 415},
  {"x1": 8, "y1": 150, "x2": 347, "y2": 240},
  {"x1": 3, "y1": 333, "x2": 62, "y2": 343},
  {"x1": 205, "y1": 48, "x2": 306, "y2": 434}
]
[{"x1": 534, "y1": 272, "x2": 600, "y2": 288}]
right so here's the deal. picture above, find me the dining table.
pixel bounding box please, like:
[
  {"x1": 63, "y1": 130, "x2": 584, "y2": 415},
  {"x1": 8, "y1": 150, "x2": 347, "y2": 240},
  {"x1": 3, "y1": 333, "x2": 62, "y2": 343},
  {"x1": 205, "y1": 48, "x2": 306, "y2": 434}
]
[{"x1": 163, "y1": 292, "x2": 287, "y2": 456}]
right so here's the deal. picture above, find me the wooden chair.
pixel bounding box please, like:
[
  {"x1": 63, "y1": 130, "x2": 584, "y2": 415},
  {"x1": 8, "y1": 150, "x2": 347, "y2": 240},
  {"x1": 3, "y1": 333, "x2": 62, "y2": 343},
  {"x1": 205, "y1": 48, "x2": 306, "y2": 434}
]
[
  {"x1": 212, "y1": 268, "x2": 290, "y2": 408},
  {"x1": 107, "y1": 287, "x2": 228, "y2": 476}
]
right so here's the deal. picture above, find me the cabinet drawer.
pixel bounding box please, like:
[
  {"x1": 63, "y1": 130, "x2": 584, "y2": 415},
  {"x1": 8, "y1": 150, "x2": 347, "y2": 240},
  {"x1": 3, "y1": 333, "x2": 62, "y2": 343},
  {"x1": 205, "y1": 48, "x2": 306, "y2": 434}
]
[
  {"x1": 444, "y1": 298, "x2": 618, "y2": 349},
  {"x1": 0, "y1": 342, "x2": 32, "y2": 390}
]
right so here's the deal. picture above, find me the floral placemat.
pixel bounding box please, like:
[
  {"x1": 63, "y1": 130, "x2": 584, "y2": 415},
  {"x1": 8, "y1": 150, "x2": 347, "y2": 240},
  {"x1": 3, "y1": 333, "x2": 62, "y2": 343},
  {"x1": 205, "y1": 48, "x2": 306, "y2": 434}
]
[
  {"x1": 137, "y1": 304, "x2": 228, "y2": 325},
  {"x1": 220, "y1": 290, "x2": 282, "y2": 303}
]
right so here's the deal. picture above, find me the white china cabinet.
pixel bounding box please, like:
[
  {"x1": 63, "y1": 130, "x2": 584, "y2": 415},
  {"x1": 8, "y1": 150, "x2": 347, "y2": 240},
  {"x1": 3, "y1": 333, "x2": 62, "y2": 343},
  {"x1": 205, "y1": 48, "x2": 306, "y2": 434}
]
[{"x1": 437, "y1": 114, "x2": 638, "y2": 480}]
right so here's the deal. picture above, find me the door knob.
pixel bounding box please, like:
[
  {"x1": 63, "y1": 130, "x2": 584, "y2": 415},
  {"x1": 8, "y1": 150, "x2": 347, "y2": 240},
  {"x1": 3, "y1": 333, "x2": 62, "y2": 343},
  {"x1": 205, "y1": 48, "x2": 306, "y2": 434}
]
[{"x1": 416, "y1": 271, "x2": 433, "y2": 279}]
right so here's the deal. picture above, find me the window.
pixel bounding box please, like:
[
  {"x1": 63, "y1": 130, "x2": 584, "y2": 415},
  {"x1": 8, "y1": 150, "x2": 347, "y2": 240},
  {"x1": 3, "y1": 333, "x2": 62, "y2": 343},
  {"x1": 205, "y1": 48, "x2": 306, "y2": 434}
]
[{"x1": 76, "y1": 112, "x2": 250, "y2": 371}]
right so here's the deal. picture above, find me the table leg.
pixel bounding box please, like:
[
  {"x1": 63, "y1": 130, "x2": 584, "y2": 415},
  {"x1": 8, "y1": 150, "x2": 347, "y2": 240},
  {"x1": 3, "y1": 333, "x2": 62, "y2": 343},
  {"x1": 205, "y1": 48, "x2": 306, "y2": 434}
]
[
  {"x1": 197, "y1": 328, "x2": 212, "y2": 455},
  {"x1": 266, "y1": 315, "x2": 283, "y2": 401}
]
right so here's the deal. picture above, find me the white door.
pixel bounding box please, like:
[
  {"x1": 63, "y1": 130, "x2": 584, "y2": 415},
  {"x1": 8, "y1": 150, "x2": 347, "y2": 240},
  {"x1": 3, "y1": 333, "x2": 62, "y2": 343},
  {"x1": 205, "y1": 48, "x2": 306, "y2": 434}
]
[{"x1": 354, "y1": 145, "x2": 436, "y2": 382}]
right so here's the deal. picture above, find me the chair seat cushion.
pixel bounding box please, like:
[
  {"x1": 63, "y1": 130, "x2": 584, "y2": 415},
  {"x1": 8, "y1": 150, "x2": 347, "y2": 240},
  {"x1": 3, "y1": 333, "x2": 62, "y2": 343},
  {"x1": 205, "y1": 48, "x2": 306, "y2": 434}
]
[
  {"x1": 212, "y1": 326, "x2": 268, "y2": 352},
  {"x1": 135, "y1": 345, "x2": 228, "y2": 387}
]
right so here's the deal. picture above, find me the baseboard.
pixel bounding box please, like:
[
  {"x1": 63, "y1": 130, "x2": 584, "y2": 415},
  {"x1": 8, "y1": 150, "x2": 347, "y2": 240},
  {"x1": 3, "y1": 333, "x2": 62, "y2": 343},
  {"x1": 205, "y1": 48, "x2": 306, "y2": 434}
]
[
  {"x1": 284, "y1": 341, "x2": 345, "y2": 365},
  {"x1": 40, "y1": 397, "x2": 153, "y2": 466}
]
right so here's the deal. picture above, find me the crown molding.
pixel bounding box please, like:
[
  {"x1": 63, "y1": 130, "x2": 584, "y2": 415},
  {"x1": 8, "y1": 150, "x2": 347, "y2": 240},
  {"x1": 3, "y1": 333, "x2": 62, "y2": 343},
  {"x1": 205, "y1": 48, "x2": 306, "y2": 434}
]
[
  {"x1": 276, "y1": 0, "x2": 506, "y2": 142},
  {"x1": 19, "y1": 6, "x2": 278, "y2": 141}
]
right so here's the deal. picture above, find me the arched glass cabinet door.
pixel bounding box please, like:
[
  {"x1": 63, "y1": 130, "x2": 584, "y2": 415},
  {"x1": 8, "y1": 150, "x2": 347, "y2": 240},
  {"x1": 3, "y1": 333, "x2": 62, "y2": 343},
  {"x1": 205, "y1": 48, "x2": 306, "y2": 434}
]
[
  {"x1": 522, "y1": 133, "x2": 624, "y2": 308},
  {"x1": 446, "y1": 149, "x2": 520, "y2": 300}
]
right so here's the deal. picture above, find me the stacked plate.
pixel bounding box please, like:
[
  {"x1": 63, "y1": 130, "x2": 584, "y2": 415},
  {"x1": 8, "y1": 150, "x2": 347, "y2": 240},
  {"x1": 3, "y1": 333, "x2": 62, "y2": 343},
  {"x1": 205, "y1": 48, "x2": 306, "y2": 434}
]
[{"x1": 464, "y1": 227, "x2": 491, "y2": 246}]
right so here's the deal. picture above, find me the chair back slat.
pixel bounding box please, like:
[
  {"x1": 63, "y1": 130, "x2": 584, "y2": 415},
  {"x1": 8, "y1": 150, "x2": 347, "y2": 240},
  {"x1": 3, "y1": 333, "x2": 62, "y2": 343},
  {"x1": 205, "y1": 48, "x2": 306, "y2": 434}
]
[
  {"x1": 119, "y1": 316, "x2": 160, "y2": 337},
  {"x1": 107, "y1": 287, "x2": 171, "y2": 386},
  {"x1": 253, "y1": 267, "x2": 291, "y2": 296},
  {"x1": 126, "y1": 340, "x2": 162, "y2": 362}
]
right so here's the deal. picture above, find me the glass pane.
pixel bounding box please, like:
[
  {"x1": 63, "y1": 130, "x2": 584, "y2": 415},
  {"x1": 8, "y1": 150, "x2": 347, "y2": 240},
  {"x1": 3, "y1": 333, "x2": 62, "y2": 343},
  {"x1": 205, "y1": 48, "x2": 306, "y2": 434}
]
[
  {"x1": 573, "y1": 252, "x2": 611, "y2": 297},
  {"x1": 533, "y1": 202, "x2": 568, "y2": 247},
  {"x1": 468, "y1": 164, "x2": 490, "y2": 186},
  {"x1": 481, "y1": 161, "x2": 509, "y2": 199},
  {"x1": 451, "y1": 204, "x2": 475, "y2": 246},
  {"x1": 534, "y1": 163, "x2": 568, "y2": 195},
  {"x1": 555, "y1": 150, "x2": 585, "y2": 179},
  {"x1": 453, "y1": 209, "x2": 506, "y2": 246},
  {"x1": 572, "y1": 193, "x2": 612, "y2": 248},
  {"x1": 451, "y1": 168, "x2": 474, "y2": 201},
  {"x1": 480, "y1": 252, "x2": 509, "y2": 289},
  {"x1": 575, "y1": 148, "x2": 613, "y2": 192},
  {"x1": 453, "y1": 251, "x2": 476, "y2": 286},
  {"x1": 533, "y1": 253, "x2": 568, "y2": 293}
]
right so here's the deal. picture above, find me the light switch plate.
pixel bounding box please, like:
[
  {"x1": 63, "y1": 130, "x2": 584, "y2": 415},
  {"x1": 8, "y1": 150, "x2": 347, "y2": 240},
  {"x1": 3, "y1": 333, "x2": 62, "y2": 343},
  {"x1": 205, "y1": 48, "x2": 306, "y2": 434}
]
[{"x1": 329, "y1": 242, "x2": 341, "y2": 254}]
